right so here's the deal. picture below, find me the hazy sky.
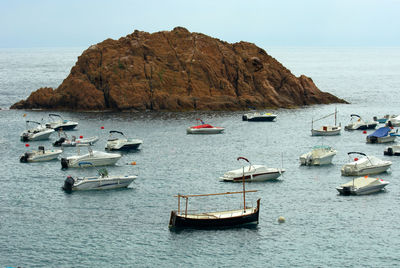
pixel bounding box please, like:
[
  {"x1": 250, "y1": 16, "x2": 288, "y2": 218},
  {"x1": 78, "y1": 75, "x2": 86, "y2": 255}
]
[{"x1": 1, "y1": 0, "x2": 399, "y2": 48}]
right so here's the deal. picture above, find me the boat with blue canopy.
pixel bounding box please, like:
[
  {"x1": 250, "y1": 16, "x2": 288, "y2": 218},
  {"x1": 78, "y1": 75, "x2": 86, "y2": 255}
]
[{"x1": 366, "y1": 127, "x2": 396, "y2": 144}]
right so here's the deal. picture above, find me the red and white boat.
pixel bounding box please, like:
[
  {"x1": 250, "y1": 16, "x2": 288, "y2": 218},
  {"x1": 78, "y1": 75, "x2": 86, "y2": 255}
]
[{"x1": 186, "y1": 119, "x2": 224, "y2": 134}]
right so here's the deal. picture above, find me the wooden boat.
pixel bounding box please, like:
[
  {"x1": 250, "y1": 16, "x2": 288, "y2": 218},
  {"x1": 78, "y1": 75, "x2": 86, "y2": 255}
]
[
  {"x1": 169, "y1": 157, "x2": 260, "y2": 229},
  {"x1": 311, "y1": 108, "x2": 341, "y2": 136}
]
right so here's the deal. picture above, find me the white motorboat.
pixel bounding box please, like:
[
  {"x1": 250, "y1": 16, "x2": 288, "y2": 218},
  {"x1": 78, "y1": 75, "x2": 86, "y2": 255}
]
[
  {"x1": 61, "y1": 146, "x2": 121, "y2": 169},
  {"x1": 220, "y1": 158, "x2": 284, "y2": 182},
  {"x1": 373, "y1": 114, "x2": 397, "y2": 124},
  {"x1": 186, "y1": 119, "x2": 224, "y2": 134},
  {"x1": 311, "y1": 109, "x2": 341, "y2": 136},
  {"x1": 386, "y1": 114, "x2": 400, "y2": 127},
  {"x1": 336, "y1": 176, "x2": 389, "y2": 195},
  {"x1": 242, "y1": 112, "x2": 277, "y2": 122},
  {"x1": 344, "y1": 114, "x2": 377, "y2": 130},
  {"x1": 20, "y1": 146, "x2": 62, "y2": 162},
  {"x1": 45, "y1": 114, "x2": 78, "y2": 131},
  {"x1": 20, "y1": 120, "x2": 55, "y2": 141},
  {"x1": 62, "y1": 168, "x2": 136, "y2": 191},
  {"x1": 341, "y1": 152, "x2": 392, "y2": 176},
  {"x1": 300, "y1": 145, "x2": 337, "y2": 166},
  {"x1": 105, "y1": 130, "x2": 142, "y2": 150},
  {"x1": 366, "y1": 127, "x2": 396, "y2": 144},
  {"x1": 384, "y1": 145, "x2": 400, "y2": 156},
  {"x1": 53, "y1": 133, "x2": 99, "y2": 147}
]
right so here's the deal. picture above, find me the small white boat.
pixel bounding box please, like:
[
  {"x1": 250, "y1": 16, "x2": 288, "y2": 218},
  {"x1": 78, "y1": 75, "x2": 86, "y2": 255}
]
[
  {"x1": 53, "y1": 133, "x2": 99, "y2": 147},
  {"x1": 61, "y1": 146, "x2": 121, "y2": 169},
  {"x1": 336, "y1": 176, "x2": 389, "y2": 195},
  {"x1": 186, "y1": 119, "x2": 224, "y2": 134},
  {"x1": 45, "y1": 114, "x2": 78, "y2": 131},
  {"x1": 373, "y1": 114, "x2": 397, "y2": 124},
  {"x1": 386, "y1": 114, "x2": 400, "y2": 127},
  {"x1": 105, "y1": 130, "x2": 142, "y2": 150},
  {"x1": 220, "y1": 158, "x2": 284, "y2": 182},
  {"x1": 20, "y1": 120, "x2": 55, "y2": 141},
  {"x1": 311, "y1": 109, "x2": 341, "y2": 136},
  {"x1": 341, "y1": 152, "x2": 392, "y2": 176},
  {"x1": 344, "y1": 114, "x2": 377, "y2": 130},
  {"x1": 62, "y1": 168, "x2": 136, "y2": 191},
  {"x1": 300, "y1": 145, "x2": 337, "y2": 166},
  {"x1": 242, "y1": 112, "x2": 277, "y2": 122},
  {"x1": 20, "y1": 146, "x2": 62, "y2": 162},
  {"x1": 366, "y1": 127, "x2": 396, "y2": 144},
  {"x1": 384, "y1": 145, "x2": 400, "y2": 156}
]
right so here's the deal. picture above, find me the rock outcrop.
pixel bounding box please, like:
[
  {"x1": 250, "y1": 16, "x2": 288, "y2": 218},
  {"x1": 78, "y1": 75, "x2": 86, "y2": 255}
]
[{"x1": 11, "y1": 27, "x2": 346, "y2": 111}]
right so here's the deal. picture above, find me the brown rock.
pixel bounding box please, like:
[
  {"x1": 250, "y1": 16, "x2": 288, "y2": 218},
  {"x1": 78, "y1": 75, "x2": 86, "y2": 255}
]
[{"x1": 11, "y1": 27, "x2": 347, "y2": 111}]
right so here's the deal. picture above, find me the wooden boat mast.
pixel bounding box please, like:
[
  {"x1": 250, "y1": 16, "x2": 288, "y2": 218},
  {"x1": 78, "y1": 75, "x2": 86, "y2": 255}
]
[
  {"x1": 312, "y1": 109, "x2": 339, "y2": 128},
  {"x1": 237, "y1": 156, "x2": 250, "y2": 212}
]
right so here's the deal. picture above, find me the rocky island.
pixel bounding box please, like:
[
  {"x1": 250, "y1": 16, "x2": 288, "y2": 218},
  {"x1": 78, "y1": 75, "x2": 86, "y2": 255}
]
[{"x1": 11, "y1": 27, "x2": 346, "y2": 111}]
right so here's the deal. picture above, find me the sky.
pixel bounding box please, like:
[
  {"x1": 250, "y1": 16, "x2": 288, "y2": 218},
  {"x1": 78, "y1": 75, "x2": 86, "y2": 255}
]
[{"x1": 1, "y1": 0, "x2": 399, "y2": 48}]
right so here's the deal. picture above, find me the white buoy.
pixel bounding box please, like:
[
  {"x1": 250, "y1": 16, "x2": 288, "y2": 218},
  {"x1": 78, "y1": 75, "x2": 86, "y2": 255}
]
[{"x1": 278, "y1": 216, "x2": 285, "y2": 223}]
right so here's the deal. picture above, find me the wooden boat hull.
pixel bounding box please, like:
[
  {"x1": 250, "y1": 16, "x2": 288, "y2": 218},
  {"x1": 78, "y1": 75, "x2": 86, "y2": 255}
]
[
  {"x1": 311, "y1": 128, "x2": 341, "y2": 136},
  {"x1": 169, "y1": 199, "x2": 260, "y2": 229}
]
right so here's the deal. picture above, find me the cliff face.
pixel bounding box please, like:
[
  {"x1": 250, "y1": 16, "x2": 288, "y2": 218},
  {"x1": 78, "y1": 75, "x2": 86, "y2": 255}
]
[{"x1": 11, "y1": 27, "x2": 346, "y2": 111}]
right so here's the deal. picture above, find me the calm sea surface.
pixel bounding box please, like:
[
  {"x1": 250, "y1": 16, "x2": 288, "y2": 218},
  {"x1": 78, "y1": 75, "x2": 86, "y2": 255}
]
[{"x1": 1, "y1": 47, "x2": 400, "y2": 267}]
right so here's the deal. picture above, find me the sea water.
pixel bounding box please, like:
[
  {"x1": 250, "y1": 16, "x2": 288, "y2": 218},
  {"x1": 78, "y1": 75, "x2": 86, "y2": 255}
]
[{"x1": 1, "y1": 47, "x2": 400, "y2": 267}]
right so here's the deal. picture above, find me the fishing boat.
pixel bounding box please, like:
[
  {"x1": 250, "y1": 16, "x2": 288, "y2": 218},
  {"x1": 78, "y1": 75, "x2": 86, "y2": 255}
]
[
  {"x1": 311, "y1": 109, "x2": 341, "y2": 136},
  {"x1": 186, "y1": 119, "x2": 224, "y2": 134},
  {"x1": 169, "y1": 157, "x2": 260, "y2": 229},
  {"x1": 299, "y1": 145, "x2": 337, "y2": 166},
  {"x1": 20, "y1": 120, "x2": 55, "y2": 141},
  {"x1": 61, "y1": 146, "x2": 121, "y2": 169},
  {"x1": 105, "y1": 130, "x2": 143, "y2": 150},
  {"x1": 366, "y1": 127, "x2": 396, "y2": 144},
  {"x1": 62, "y1": 167, "x2": 136, "y2": 192},
  {"x1": 53, "y1": 132, "x2": 99, "y2": 147},
  {"x1": 344, "y1": 114, "x2": 377, "y2": 130},
  {"x1": 336, "y1": 176, "x2": 389, "y2": 195},
  {"x1": 45, "y1": 114, "x2": 78, "y2": 131},
  {"x1": 341, "y1": 152, "x2": 392, "y2": 176},
  {"x1": 220, "y1": 159, "x2": 284, "y2": 182},
  {"x1": 242, "y1": 112, "x2": 277, "y2": 122},
  {"x1": 20, "y1": 146, "x2": 62, "y2": 162}
]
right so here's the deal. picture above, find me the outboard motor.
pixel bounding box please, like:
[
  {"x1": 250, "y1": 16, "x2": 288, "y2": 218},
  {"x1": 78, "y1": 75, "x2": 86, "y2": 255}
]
[
  {"x1": 63, "y1": 176, "x2": 75, "y2": 192},
  {"x1": 369, "y1": 136, "x2": 378, "y2": 144},
  {"x1": 20, "y1": 153, "x2": 30, "y2": 163},
  {"x1": 61, "y1": 158, "x2": 69, "y2": 169},
  {"x1": 342, "y1": 186, "x2": 352, "y2": 195},
  {"x1": 242, "y1": 114, "x2": 248, "y2": 121},
  {"x1": 53, "y1": 137, "x2": 66, "y2": 147},
  {"x1": 386, "y1": 147, "x2": 394, "y2": 156},
  {"x1": 21, "y1": 133, "x2": 29, "y2": 142}
]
